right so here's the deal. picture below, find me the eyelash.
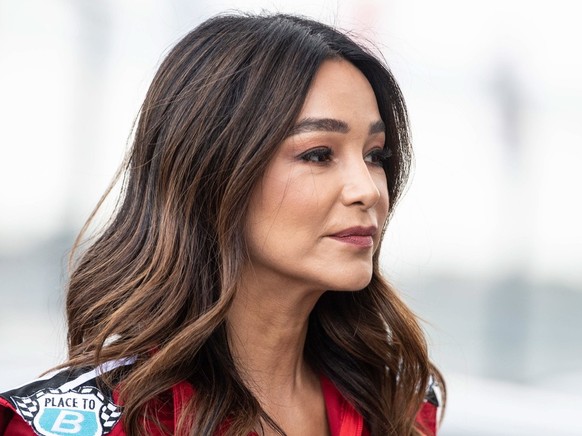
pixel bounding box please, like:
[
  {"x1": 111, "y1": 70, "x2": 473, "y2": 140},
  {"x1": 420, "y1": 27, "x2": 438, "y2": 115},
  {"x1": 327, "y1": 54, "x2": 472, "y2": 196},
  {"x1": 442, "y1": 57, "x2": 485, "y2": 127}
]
[
  {"x1": 298, "y1": 147, "x2": 392, "y2": 166},
  {"x1": 365, "y1": 148, "x2": 392, "y2": 166},
  {"x1": 299, "y1": 147, "x2": 333, "y2": 164}
]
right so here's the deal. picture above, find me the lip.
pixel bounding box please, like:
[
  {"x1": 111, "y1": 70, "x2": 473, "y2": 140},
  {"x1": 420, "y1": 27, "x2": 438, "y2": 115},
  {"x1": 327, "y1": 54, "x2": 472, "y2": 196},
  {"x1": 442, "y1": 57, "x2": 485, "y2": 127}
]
[{"x1": 328, "y1": 226, "x2": 377, "y2": 248}]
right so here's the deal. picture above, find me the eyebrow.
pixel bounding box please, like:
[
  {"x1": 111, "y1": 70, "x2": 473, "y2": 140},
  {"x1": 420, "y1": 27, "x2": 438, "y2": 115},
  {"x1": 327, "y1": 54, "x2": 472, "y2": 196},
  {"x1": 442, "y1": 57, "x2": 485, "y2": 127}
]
[
  {"x1": 288, "y1": 117, "x2": 386, "y2": 137},
  {"x1": 369, "y1": 120, "x2": 386, "y2": 135}
]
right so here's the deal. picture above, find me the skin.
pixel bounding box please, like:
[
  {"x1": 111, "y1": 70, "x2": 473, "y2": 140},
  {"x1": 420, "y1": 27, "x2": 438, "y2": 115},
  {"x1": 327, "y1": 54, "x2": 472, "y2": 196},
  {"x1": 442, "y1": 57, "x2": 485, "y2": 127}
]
[{"x1": 227, "y1": 58, "x2": 390, "y2": 436}]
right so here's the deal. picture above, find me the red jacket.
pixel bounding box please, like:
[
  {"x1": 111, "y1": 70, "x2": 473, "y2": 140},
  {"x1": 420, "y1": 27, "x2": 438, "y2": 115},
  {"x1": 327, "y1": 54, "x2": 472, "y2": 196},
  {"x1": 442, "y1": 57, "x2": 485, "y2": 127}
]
[{"x1": 0, "y1": 360, "x2": 439, "y2": 435}]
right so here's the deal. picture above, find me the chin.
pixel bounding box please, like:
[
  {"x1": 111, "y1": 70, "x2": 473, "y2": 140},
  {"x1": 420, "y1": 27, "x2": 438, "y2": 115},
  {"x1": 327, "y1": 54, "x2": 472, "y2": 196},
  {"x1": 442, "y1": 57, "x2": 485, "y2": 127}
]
[{"x1": 324, "y1": 269, "x2": 373, "y2": 292}]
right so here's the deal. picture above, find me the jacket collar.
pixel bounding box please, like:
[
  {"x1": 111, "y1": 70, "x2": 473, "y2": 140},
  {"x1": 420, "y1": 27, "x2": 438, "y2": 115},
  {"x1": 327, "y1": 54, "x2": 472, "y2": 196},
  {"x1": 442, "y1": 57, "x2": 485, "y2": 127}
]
[{"x1": 170, "y1": 375, "x2": 367, "y2": 436}]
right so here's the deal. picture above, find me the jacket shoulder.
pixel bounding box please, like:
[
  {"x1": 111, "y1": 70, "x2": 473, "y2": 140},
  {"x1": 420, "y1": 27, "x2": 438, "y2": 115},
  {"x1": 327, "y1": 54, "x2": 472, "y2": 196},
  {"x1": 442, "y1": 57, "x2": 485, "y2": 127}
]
[
  {"x1": 0, "y1": 358, "x2": 134, "y2": 436},
  {"x1": 416, "y1": 376, "x2": 444, "y2": 436}
]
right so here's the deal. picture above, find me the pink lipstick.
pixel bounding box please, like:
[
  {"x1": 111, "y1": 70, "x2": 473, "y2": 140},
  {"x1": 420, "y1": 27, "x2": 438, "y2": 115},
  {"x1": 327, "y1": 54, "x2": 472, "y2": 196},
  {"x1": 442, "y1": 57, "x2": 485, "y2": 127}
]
[{"x1": 329, "y1": 226, "x2": 376, "y2": 248}]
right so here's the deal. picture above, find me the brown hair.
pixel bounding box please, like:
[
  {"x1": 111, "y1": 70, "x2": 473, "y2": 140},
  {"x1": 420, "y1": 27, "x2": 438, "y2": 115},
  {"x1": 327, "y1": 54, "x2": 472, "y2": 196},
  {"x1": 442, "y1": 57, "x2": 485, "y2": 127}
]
[{"x1": 65, "y1": 13, "x2": 444, "y2": 435}]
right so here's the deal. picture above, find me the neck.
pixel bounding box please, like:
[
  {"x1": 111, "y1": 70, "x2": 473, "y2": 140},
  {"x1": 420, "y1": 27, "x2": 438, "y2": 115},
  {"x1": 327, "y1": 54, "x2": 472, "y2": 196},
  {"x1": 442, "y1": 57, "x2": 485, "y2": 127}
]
[{"x1": 227, "y1": 271, "x2": 324, "y2": 401}]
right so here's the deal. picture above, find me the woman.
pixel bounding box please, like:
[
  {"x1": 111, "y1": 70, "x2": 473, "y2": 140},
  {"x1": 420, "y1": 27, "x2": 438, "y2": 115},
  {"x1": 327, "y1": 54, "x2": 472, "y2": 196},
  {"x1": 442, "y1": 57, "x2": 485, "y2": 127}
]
[{"x1": 0, "y1": 13, "x2": 443, "y2": 436}]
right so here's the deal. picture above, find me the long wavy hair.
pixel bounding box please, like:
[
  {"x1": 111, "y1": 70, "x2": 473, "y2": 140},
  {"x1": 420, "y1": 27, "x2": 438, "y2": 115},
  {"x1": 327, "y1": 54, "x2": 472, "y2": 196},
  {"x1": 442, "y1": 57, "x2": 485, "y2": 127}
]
[{"x1": 64, "y1": 13, "x2": 443, "y2": 436}]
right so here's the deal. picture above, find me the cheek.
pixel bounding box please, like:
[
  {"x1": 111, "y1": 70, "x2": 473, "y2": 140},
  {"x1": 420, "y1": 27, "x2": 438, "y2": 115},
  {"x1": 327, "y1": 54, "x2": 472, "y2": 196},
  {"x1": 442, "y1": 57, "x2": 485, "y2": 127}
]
[
  {"x1": 382, "y1": 188, "x2": 390, "y2": 217},
  {"x1": 375, "y1": 173, "x2": 390, "y2": 218},
  {"x1": 245, "y1": 169, "x2": 333, "y2": 261},
  {"x1": 245, "y1": 172, "x2": 303, "y2": 244}
]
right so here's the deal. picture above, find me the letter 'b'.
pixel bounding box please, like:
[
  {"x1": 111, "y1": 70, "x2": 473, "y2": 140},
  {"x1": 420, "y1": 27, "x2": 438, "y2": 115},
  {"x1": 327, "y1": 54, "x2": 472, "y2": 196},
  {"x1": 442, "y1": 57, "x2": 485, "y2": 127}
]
[{"x1": 51, "y1": 410, "x2": 84, "y2": 433}]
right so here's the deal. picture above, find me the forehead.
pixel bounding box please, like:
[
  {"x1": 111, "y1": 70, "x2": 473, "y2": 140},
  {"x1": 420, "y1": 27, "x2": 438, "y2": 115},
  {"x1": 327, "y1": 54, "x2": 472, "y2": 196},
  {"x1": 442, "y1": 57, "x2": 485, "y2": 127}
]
[{"x1": 298, "y1": 59, "x2": 381, "y2": 125}]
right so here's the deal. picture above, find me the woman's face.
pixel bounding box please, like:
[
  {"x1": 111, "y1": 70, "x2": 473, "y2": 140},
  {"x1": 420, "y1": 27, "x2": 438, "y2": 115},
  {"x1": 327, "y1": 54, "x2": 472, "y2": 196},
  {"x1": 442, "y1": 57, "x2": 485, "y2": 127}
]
[{"x1": 244, "y1": 59, "x2": 389, "y2": 293}]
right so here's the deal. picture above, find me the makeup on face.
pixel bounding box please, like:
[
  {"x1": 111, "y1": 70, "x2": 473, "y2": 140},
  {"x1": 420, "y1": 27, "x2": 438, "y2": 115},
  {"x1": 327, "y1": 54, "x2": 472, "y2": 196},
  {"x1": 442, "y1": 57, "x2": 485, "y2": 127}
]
[{"x1": 242, "y1": 59, "x2": 389, "y2": 293}]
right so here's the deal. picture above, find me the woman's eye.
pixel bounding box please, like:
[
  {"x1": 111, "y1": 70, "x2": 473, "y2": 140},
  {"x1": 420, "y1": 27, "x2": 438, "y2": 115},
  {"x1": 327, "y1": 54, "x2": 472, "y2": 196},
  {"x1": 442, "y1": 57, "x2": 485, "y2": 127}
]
[
  {"x1": 365, "y1": 148, "x2": 392, "y2": 166},
  {"x1": 299, "y1": 147, "x2": 333, "y2": 164}
]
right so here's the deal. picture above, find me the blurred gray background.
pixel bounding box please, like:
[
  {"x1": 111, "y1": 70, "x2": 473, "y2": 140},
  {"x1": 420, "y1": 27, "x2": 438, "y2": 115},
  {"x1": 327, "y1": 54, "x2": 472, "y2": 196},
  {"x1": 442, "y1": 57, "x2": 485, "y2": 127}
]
[{"x1": 1, "y1": 0, "x2": 581, "y2": 434}]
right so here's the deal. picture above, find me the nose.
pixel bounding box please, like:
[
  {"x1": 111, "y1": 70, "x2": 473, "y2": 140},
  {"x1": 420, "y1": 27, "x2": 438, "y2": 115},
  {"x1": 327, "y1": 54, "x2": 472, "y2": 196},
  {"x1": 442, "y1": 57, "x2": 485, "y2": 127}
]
[{"x1": 340, "y1": 159, "x2": 381, "y2": 209}]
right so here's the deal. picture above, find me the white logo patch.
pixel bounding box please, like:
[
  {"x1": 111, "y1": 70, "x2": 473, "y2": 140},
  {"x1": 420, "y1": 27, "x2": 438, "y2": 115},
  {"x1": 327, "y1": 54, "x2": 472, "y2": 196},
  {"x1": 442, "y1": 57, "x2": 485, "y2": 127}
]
[{"x1": 11, "y1": 386, "x2": 121, "y2": 436}]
